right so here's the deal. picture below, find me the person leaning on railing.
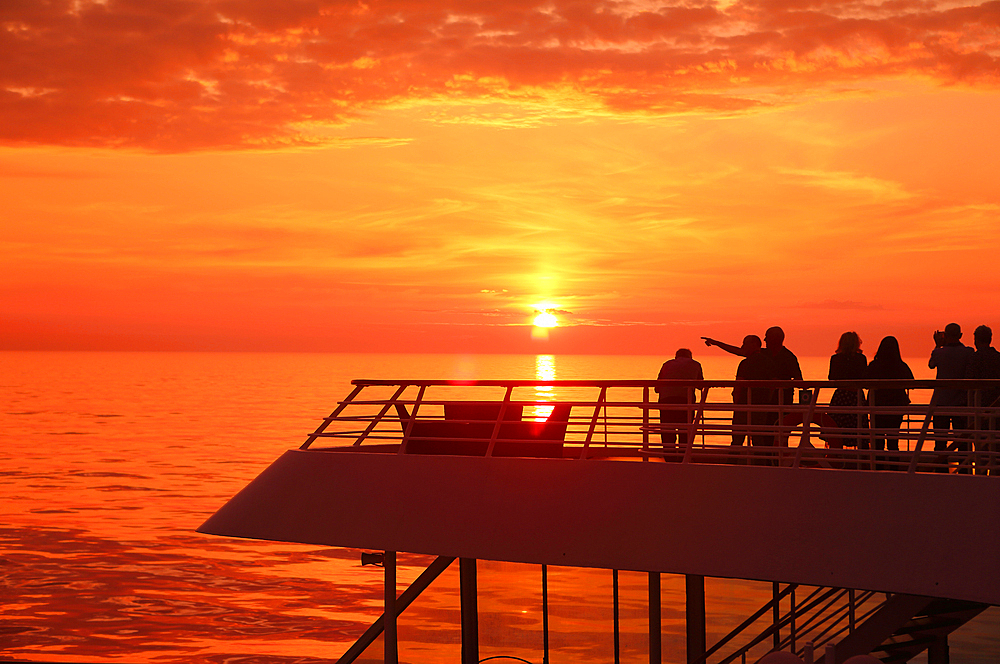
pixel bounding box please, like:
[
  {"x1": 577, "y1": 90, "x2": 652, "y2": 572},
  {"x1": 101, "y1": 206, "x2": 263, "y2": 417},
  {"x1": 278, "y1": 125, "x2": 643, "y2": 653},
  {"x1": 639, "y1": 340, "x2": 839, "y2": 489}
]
[
  {"x1": 704, "y1": 334, "x2": 760, "y2": 446},
  {"x1": 829, "y1": 331, "x2": 869, "y2": 449},
  {"x1": 655, "y1": 348, "x2": 704, "y2": 454},
  {"x1": 929, "y1": 323, "x2": 975, "y2": 464},
  {"x1": 965, "y1": 325, "x2": 1000, "y2": 474},
  {"x1": 865, "y1": 336, "x2": 914, "y2": 455},
  {"x1": 703, "y1": 327, "x2": 802, "y2": 448}
]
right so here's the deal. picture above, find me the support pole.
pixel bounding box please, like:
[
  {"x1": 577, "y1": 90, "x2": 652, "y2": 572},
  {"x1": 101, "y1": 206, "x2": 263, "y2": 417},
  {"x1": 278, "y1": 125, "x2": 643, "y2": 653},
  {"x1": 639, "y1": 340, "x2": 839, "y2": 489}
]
[
  {"x1": 790, "y1": 585, "x2": 796, "y2": 653},
  {"x1": 686, "y1": 575, "x2": 706, "y2": 664},
  {"x1": 649, "y1": 572, "x2": 661, "y2": 664},
  {"x1": 384, "y1": 551, "x2": 398, "y2": 664},
  {"x1": 927, "y1": 635, "x2": 950, "y2": 664},
  {"x1": 772, "y1": 582, "x2": 780, "y2": 650},
  {"x1": 460, "y1": 558, "x2": 479, "y2": 664},
  {"x1": 543, "y1": 564, "x2": 550, "y2": 664},
  {"x1": 848, "y1": 589, "x2": 856, "y2": 632},
  {"x1": 613, "y1": 569, "x2": 620, "y2": 664}
]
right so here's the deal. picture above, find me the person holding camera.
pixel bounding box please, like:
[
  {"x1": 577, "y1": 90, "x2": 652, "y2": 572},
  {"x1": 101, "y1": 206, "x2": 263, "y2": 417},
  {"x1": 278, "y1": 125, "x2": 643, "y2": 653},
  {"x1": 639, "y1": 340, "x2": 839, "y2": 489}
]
[{"x1": 929, "y1": 323, "x2": 975, "y2": 464}]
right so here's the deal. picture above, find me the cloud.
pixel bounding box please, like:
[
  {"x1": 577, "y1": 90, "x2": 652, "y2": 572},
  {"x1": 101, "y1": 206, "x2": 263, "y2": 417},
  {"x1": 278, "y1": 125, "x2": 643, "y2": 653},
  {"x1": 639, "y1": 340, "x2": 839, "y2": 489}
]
[
  {"x1": 776, "y1": 167, "x2": 912, "y2": 200},
  {"x1": 1, "y1": 0, "x2": 997, "y2": 150}
]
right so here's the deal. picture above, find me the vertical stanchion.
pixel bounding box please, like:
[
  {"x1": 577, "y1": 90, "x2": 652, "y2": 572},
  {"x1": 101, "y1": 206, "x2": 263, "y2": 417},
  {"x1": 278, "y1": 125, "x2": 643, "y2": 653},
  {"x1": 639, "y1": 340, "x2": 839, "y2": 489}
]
[
  {"x1": 848, "y1": 589, "x2": 855, "y2": 632},
  {"x1": 649, "y1": 572, "x2": 661, "y2": 664},
  {"x1": 613, "y1": 569, "x2": 620, "y2": 664},
  {"x1": 460, "y1": 558, "x2": 478, "y2": 664},
  {"x1": 927, "y1": 635, "x2": 949, "y2": 664},
  {"x1": 384, "y1": 550, "x2": 398, "y2": 664},
  {"x1": 772, "y1": 582, "x2": 780, "y2": 650},
  {"x1": 542, "y1": 564, "x2": 550, "y2": 664},
  {"x1": 790, "y1": 585, "x2": 797, "y2": 653},
  {"x1": 686, "y1": 575, "x2": 706, "y2": 664},
  {"x1": 643, "y1": 386, "x2": 650, "y2": 462}
]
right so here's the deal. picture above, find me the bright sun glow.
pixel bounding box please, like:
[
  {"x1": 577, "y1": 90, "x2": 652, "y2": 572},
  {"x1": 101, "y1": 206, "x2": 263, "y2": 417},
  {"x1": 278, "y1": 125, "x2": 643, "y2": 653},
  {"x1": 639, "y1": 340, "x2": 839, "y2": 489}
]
[{"x1": 533, "y1": 312, "x2": 558, "y2": 327}]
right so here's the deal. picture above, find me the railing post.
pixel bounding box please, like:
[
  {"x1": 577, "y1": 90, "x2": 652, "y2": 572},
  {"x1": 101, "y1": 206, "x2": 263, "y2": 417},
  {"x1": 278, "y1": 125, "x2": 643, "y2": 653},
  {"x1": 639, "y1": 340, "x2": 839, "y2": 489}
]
[
  {"x1": 354, "y1": 384, "x2": 409, "y2": 447},
  {"x1": 682, "y1": 388, "x2": 710, "y2": 464},
  {"x1": 397, "y1": 384, "x2": 426, "y2": 454},
  {"x1": 301, "y1": 383, "x2": 366, "y2": 449},
  {"x1": 794, "y1": 387, "x2": 822, "y2": 468},
  {"x1": 485, "y1": 385, "x2": 514, "y2": 458},
  {"x1": 642, "y1": 386, "x2": 650, "y2": 462},
  {"x1": 909, "y1": 392, "x2": 939, "y2": 473},
  {"x1": 973, "y1": 388, "x2": 984, "y2": 475},
  {"x1": 582, "y1": 386, "x2": 608, "y2": 460}
]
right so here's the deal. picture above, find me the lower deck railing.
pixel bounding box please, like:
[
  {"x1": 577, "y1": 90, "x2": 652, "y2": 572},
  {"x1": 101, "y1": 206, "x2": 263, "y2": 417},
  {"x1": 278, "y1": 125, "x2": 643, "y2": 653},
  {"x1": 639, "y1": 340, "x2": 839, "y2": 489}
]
[{"x1": 301, "y1": 378, "x2": 1000, "y2": 474}]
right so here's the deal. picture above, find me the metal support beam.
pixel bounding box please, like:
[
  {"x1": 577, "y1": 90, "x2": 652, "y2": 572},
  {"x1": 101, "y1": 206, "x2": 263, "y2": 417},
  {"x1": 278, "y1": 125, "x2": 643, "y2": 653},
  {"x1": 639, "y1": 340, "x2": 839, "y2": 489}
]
[
  {"x1": 543, "y1": 564, "x2": 550, "y2": 664},
  {"x1": 686, "y1": 574, "x2": 706, "y2": 664},
  {"x1": 384, "y1": 551, "x2": 397, "y2": 664},
  {"x1": 613, "y1": 569, "x2": 620, "y2": 664},
  {"x1": 336, "y1": 556, "x2": 455, "y2": 664},
  {"x1": 649, "y1": 572, "x2": 661, "y2": 664},
  {"x1": 460, "y1": 558, "x2": 479, "y2": 664},
  {"x1": 772, "y1": 582, "x2": 781, "y2": 650},
  {"x1": 927, "y1": 636, "x2": 950, "y2": 664}
]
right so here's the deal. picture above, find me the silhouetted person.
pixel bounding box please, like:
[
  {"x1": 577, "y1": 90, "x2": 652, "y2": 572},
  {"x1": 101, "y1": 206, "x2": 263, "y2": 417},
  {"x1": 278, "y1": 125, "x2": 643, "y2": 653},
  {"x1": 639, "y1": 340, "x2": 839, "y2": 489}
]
[
  {"x1": 731, "y1": 335, "x2": 771, "y2": 446},
  {"x1": 705, "y1": 327, "x2": 802, "y2": 449},
  {"x1": 655, "y1": 348, "x2": 704, "y2": 456},
  {"x1": 965, "y1": 325, "x2": 1000, "y2": 473},
  {"x1": 866, "y1": 336, "x2": 914, "y2": 459},
  {"x1": 966, "y1": 325, "x2": 1000, "y2": 406},
  {"x1": 929, "y1": 323, "x2": 975, "y2": 465},
  {"x1": 705, "y1": 328, "x2": 802, "y2": 384},
  {"x1": 829, "y1": 331, "x2": 869, "y2": 448},
  {"x1": 763, "y1": 325, "x2": 802, "y2": 404}
]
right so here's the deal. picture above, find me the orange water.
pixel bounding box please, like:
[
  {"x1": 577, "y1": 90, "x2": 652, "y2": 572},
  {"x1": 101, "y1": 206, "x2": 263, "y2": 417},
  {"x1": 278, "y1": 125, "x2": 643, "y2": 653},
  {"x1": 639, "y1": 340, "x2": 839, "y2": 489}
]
[{"x1": 0, "y1": 352, "x2": 992, "y2": 663}]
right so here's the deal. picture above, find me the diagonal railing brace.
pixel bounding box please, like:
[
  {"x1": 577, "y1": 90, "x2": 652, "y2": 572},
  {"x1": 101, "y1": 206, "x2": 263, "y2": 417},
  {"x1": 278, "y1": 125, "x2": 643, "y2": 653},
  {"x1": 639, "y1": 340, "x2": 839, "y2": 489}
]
[{"x1": 336, "y1": 555, "x2": 456, "y2": 664}]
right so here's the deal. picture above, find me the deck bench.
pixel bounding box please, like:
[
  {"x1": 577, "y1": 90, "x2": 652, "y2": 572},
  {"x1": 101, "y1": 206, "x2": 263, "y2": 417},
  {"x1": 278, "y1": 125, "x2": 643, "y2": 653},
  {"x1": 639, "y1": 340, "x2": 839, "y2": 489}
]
[{"x1": 398, "y1": 402, "x2": 571, "y2": 458}]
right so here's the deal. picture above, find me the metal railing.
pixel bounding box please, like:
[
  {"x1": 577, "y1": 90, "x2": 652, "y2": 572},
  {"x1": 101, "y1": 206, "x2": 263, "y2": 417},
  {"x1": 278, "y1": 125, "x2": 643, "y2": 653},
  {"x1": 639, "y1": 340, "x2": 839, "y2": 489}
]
[
  {"x1": 300, "y1": 378, "x2": 1000, "y2": 474},
  {"x1": 695, "y1": 583, "x2": 885, "y2": 664}
]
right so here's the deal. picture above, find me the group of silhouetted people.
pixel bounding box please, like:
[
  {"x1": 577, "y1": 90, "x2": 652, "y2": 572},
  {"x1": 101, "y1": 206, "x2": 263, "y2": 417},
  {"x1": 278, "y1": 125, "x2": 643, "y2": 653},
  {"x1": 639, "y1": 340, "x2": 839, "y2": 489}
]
[
  {"x1": 655, "y1": 323, "x2": 1000, "y2": 467},
  {"x1": 928, "y1": 323, "x2": 1000, "y2": 461},
  {"x1": 656, "y1": 326, "x2": 803, "y2": 452}
]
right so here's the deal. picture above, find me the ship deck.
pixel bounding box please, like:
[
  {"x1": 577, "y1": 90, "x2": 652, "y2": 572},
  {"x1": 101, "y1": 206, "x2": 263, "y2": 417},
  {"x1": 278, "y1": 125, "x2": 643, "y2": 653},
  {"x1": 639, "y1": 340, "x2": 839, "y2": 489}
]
[{"x1": 198, "y1": 377, "x2": 1000, "y2": 663}]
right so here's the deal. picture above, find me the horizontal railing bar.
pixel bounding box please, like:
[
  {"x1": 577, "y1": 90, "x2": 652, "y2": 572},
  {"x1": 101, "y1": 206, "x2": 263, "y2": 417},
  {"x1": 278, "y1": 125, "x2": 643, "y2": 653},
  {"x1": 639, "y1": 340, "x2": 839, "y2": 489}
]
[{"x1": 351, "y1": 378, "x2": 1000, "y2": 388}]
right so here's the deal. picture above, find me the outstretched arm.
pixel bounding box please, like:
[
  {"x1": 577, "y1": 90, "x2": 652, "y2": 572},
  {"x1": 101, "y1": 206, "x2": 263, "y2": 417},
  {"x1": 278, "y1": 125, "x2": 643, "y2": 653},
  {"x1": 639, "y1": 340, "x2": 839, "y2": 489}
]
[{"x1": 702, "y1": 337, "x2": 748, "y2": 357}]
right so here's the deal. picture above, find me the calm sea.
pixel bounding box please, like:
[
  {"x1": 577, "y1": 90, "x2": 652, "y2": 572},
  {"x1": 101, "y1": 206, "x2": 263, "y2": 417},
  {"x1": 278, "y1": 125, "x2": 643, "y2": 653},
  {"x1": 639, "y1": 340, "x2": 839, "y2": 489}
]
[{"x1": 1, "y1": 352, "x2": 994, "y2": 664}]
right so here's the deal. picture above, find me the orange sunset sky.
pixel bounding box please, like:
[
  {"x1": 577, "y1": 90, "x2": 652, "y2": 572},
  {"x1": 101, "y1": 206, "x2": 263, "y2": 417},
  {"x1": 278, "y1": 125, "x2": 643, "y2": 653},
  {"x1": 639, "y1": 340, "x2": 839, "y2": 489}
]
[{"x1": 2, "y1": 0, "x2": 998, "y2": 355}]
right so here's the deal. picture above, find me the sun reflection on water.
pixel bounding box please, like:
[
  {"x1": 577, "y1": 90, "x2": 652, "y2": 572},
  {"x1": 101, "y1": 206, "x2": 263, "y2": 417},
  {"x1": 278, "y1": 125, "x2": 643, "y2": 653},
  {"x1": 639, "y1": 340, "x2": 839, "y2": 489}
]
[{"x1": 532, "y1": 355, "x2": 556, "y2": 421}]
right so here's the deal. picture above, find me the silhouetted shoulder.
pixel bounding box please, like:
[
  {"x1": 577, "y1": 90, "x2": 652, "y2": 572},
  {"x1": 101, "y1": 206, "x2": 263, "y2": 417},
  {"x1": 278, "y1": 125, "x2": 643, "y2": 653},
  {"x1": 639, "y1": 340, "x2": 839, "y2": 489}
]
[
  {"x1": 829, "y1": 352, "x2": 867, "y2": 380},
  {"x1": 966, "y1": 347, "x2": 1000, "y2": 379}
]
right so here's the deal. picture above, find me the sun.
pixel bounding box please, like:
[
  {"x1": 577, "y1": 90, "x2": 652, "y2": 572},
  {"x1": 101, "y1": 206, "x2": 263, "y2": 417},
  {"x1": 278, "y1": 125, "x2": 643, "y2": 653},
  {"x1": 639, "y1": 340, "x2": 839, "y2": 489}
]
[{"x1": 533, "y1": 312, "x2": 558, "y2": 328}]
